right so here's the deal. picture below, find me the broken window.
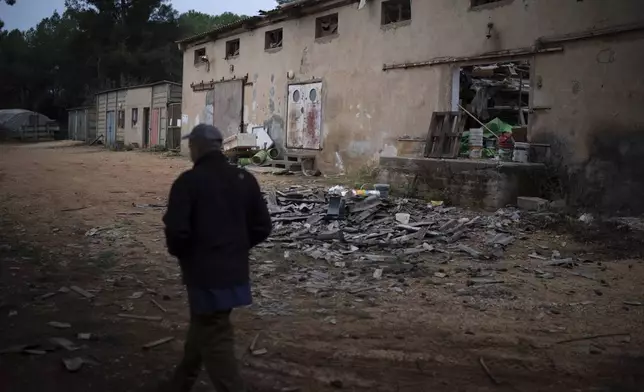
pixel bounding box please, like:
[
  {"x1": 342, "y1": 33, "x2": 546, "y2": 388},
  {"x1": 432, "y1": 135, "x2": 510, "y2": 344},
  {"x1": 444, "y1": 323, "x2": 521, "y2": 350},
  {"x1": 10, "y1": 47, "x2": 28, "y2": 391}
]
[
  {"x1": 117, "y1": 110, "x2": 125, "y2": 129},
  {"x1": 265, "y1": 28, "x2": 283, "y2": 50},
  {"x1": 381, "y1": 0, "x2": 411, "y2": 25},
  {"x1": 131, "y1": 108, "x2": 138, "y2": 127},
  {"x1": 226, "y1": 39, "x2": 240, "y2": 59},
  {"x1": 194, "y1": 48, "x2": 206, "y2": 65},
  {"x1": 471, "y1": 0, "x2": 505, "y2": 7},
  {"x1": 315, "y1": 13, "x2": 338, "y2": 39}
]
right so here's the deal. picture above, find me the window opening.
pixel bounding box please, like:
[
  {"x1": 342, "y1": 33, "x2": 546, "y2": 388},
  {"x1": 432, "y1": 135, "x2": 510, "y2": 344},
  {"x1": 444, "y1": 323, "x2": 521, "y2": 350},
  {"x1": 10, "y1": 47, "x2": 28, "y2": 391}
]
[
  {"x1": 226, "y1": 39, "x2": 240, "y2": 58},
  {"x1": 117, "y1": 110, "x2": 125, "y2": 128},
  {"x1": 131, "y1": 108, "x2": 138, "y2": 127},
  {"x1": 315, "y1": 13, "x2": 338, "y2": 38},
  {"x1": 265, "y1": 28, "x2": 283, "y2": 50},
  {"x1": 194, "y1": 48, "x2": 206, "y2": 65},
  {"x1": 382, "y1": 0, "x2": 412, "y2": 25}
]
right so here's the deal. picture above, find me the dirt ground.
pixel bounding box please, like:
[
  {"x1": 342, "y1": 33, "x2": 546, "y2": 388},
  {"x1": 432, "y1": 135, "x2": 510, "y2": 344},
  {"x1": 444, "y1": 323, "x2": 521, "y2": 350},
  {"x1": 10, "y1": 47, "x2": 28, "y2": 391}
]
[{"x1": 1, "y1": 141, "x2": 643, "y2": 392}]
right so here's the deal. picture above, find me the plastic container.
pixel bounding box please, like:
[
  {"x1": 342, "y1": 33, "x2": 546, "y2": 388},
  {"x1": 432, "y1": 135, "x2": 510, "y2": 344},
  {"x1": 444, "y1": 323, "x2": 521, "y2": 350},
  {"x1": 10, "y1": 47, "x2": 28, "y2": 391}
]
[
  {"x1": 498, "y1": 148, "x2": 513, "y2": 162},
  {"x1": 251, "y1": 150, "x2": 269, "y2": 165},
  {"x1": 469, "y1": 128, "x2": 484, "y2": 146},
  {"x1": 469, "y1": 146, "x2": 483, "y2": 159},
  {"x1": 352, "y1": 189, "x2": 381, "y2": 197},
  {"x1": 267, "y1": 148, "x2": 280, "y2": 159},
  {"x1": 374, "y1": 184, "x2": 391, "y2": 199},
  {"x1": 512, "y1": 142, "x2": 530, "y2": 163}
]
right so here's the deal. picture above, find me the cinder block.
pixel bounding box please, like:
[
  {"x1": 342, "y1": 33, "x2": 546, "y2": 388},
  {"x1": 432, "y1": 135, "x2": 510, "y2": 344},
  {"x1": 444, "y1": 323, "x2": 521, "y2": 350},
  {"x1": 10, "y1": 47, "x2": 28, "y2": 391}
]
[{"x1": 517, "y1": 196, "x2": 549, "y2": 211}]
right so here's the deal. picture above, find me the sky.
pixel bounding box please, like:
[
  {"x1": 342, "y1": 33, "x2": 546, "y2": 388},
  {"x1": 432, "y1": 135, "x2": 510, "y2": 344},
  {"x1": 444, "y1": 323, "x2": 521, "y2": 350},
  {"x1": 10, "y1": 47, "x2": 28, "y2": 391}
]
[{"x1": 0, "y1": 0, "x2": 277, "y2": 31}]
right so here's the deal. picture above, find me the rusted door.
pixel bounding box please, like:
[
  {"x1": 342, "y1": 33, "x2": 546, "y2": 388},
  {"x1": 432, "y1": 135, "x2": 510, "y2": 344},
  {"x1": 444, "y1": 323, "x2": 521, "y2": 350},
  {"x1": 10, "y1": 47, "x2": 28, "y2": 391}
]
[
  {"x1": 213, "y1": 80, "x2": 243, "y2": 139},
  {"x1": 287, "y1": 82, "x2": 322, "y2": 150},
  {"x1": 150, "y1": 108, "x2": 160, "y2": 146}
]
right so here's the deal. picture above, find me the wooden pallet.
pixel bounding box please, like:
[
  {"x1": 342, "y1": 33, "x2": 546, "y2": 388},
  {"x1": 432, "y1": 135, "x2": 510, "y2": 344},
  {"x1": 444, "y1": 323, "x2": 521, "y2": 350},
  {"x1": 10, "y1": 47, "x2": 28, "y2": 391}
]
[
  {"x1": 284, "y1": 153, "x2": 316, "y2": 173},
  {"x1": 423, "y1": 112, "x2": 466, "y2": 159},
  {"x1": 262, "y1": 160, "x2": 302, "y2": 171}
]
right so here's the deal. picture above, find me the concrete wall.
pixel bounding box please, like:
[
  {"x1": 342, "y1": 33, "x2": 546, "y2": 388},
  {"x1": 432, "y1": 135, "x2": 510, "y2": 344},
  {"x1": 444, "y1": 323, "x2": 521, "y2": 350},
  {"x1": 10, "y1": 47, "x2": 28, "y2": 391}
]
[
  {"x1": 379, "y1": 157, "x2": 548, "y2": 210},
  {"x1": 531, "y1": 31, "x2": 644, "y2": 212},
  {"x1": 180, "y1": 0, "x2": 644, "y2": 209}
]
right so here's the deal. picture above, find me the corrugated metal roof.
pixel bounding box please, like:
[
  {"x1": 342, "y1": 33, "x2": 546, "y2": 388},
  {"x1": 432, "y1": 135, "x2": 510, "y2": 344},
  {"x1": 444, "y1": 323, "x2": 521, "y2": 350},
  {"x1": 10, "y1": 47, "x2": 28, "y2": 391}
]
[
  {"x1": 95, "y1": 80, "x2": 181, "y2": 96},
  {"x1": 176, "y1": 0, "x2": 335, "y2": 45}
]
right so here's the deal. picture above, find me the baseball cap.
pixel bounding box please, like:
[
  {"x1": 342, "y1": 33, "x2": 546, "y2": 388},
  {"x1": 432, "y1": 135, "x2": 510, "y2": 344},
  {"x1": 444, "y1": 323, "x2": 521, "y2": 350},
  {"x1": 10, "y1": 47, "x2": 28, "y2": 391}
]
[{"x1": 182, "y1": 124, "x2": 223, "y2": 141}]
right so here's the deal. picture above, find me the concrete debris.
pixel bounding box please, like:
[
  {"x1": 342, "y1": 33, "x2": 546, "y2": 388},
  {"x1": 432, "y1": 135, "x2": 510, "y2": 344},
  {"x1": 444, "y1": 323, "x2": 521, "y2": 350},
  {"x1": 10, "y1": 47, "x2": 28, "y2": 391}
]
[
  {"x1": 62, "y1": 357, "x2": 85, "y2": 372},
  {"x1": 258, "y1": 185, "x2": 570, "y2": 300},
  {"x1": 579, "y1": 213, "x2": 594, "y2": 224},
  {"x1": 70, "y1": 285, "x2": 95, "y2": 299},
  {"x1": 456, "y1": 244, "x2": 483, "y2": 259},
  {"x1": 117, "y1": 314, "x2": 163, "y2": 322},
  {"x1": 544, "y1": 258, "x2": 574, "y2": 268},
  {"x1": 142, "y1": 337, "x2": 174, "y2": 350},
  {"x1": 251, "y1": 348, "x2": 268, "y2": 356},
  {"x1": 517, "y1": 196, "x2": 549, "y2": 211},
  {"x1": 49, "y1": 337, "x2": 80, "y2": 351},
  {"x1": 395, "y1": 213, "x2": 411, "y2": 225},
  {"x1": 128, "y1": 291, "x2": 144, "y2": 299},
  {"x1": 48, "y1": 321, "x2": 72, "y2": 329},
  {"x1": 37, "y1": 292, "x2": 58, "y2": 301}
]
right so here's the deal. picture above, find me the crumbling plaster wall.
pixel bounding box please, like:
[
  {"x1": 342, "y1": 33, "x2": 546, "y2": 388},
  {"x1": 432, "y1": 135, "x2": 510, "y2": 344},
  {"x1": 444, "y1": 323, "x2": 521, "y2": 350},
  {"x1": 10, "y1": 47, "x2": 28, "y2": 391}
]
[
  {"x1": 531, "y1": 32, "x2": 644, "y2": 212},
  {"x1": 181, "y1": 0, "x2": 644, "y2": 174}
]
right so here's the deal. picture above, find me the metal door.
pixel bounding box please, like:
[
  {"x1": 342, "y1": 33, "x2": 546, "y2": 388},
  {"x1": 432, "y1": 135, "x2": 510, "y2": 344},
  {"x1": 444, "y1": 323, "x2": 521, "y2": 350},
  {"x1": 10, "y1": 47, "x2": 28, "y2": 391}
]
[
  {"x1": 151, "y1": 108, "x2": 160, "y2": 146},
  {"x1": 79, "y1": 111, "x2": 86, "y2": 141},
  {"x1": 287, "y1": 82, "x2": 322, "y2": 149},
  {"x1": 106, "y1": 111, "x2": 116, "y2": 146},
  {"x1": 213, "y1": 80, "x2": 243, "y2": 139}
]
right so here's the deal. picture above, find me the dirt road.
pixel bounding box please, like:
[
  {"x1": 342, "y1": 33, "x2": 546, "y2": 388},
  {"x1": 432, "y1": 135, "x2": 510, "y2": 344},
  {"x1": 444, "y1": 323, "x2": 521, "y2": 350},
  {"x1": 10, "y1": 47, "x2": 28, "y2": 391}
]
[{"x1": 1, "y1": 142, "x2": 643, "y2": 392}]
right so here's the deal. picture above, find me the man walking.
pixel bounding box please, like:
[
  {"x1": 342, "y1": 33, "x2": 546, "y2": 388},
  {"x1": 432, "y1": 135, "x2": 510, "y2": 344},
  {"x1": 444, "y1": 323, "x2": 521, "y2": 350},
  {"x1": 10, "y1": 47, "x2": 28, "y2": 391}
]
[{"x1": 162, "y1": 124, "x2": 272, "y2": 392}]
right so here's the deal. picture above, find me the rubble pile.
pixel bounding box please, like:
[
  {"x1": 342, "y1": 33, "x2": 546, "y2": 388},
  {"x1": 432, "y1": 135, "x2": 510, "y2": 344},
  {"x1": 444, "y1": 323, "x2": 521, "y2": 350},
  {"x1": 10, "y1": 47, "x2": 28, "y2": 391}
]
[{"x1": 264, "y1": 185, "x2": 523, "y2": 264}]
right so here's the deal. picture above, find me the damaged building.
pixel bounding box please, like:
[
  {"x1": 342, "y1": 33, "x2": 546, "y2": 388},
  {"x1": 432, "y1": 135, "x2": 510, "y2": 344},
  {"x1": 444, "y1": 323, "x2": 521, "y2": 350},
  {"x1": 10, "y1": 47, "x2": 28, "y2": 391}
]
[{"x1": 177, "y1": 0, "x2": 644, "y2": 212}]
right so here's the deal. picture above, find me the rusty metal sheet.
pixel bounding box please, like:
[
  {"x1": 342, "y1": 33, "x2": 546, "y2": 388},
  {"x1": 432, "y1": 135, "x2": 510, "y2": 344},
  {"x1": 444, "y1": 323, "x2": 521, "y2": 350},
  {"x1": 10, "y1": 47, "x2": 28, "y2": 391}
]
[
  {"x1": 150, "y1": 108, "x2": 160, "y2": 146},
  {"x1": 287, "y1": 82, "x2": 322, "y2": 150},
  {"x1": 213, "y1": 80, "x2": 243, "y2": 139}
]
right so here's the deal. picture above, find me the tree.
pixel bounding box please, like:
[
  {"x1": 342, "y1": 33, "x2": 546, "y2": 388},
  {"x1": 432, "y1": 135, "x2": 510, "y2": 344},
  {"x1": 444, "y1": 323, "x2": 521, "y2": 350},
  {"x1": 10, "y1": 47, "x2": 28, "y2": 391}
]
[{"x1": 0, "y1": 0, "x2": 246, "y2": 123}]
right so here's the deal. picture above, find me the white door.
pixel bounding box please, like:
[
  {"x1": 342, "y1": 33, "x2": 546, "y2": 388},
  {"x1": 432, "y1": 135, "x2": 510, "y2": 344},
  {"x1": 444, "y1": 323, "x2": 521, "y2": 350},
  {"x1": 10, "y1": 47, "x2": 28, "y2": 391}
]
[{"x1": 287, "y1": 82, "x2": 322, "y2": 150}]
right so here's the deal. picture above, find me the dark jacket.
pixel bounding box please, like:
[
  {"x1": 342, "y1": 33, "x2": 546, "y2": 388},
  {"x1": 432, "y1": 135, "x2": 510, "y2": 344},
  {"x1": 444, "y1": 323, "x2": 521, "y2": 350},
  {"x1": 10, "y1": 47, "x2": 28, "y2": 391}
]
[{"x1": 163, "y1": 151, "x2": 272, "y2": 289}]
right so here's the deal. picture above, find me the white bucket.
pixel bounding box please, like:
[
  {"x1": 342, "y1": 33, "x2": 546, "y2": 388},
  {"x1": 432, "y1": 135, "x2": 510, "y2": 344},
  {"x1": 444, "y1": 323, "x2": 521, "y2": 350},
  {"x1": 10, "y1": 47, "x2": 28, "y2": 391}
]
[
  {"x1": 513, "y1": 142, "x2": 530, "y2": 163},
  {"x1": 469, "y1": 128, "x2": 484, "y2": 147}
]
